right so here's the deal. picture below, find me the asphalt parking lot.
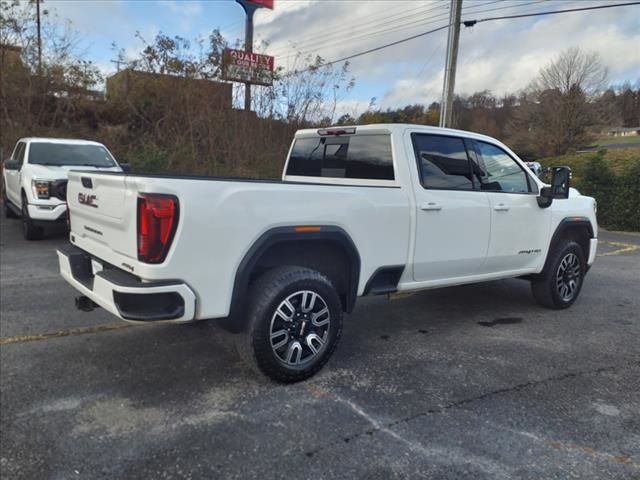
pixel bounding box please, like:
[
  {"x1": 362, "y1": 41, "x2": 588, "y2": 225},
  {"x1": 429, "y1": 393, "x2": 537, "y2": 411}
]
[{"x1": 1, "y1": 215, "x2": 639, "y2": 479}]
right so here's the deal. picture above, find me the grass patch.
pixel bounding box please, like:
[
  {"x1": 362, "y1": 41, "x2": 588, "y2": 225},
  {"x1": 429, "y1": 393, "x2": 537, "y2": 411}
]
[{"x1": 589, "y1": 135, "x2": 640, "y2": 148}]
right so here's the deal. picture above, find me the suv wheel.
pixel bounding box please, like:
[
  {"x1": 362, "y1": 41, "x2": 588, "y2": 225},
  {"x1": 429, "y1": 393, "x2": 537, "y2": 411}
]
[
  {"x1": 236, "y1": 266, "x2": 343, "y2": 383},
  {"x1": 21, "y1": 194, "x2": 44, "y2": 240},
  {"x1": 532, "y1": 240, "x2": 585, "y2": 309}
]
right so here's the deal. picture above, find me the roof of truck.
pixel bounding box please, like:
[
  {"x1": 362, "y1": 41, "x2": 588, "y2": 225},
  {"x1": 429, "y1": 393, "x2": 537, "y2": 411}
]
[
  {"x1": 294, "y1": 124, "x2": 500, "y2": 143},
  {"x1": 18, "y1": 137, "x2": 105, "y2": 146}
]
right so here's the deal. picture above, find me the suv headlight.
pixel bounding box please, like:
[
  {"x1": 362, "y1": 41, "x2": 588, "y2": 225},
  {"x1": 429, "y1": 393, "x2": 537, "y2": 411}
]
[{"x1": 32, "y1": 180, "x2": 51, "y2": 199}]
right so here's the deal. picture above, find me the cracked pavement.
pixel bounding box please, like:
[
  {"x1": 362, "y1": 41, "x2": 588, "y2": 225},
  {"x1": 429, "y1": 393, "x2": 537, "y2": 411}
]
[{"x1": 1, "y1": 215, "x2": 639, "y2": 479}]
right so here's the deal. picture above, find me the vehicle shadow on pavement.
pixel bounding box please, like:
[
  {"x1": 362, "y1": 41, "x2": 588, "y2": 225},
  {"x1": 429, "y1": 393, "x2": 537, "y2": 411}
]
[
  {"x1": 41, "y1": 279, "x2": 540, "y2": 396},
  {"x1": 7, "y1": 278, "x2": 540, "y2": 402}
]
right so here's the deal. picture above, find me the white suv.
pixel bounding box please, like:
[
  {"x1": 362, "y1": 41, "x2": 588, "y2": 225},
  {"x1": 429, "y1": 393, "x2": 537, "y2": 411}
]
[{"x1": 2, "y1": 138, "x2": 123, "y2": 240}]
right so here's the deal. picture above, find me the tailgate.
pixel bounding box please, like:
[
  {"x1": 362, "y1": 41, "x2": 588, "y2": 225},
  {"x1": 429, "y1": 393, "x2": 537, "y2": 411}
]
[{"x1": 67, "y1": 171, "x2": 138, "y2": 259}]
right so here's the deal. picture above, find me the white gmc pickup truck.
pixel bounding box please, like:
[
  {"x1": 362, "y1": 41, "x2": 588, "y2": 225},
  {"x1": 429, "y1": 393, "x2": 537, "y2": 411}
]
[{"x1": 58, "y1": 124, "x2": 598, "y2": 382}]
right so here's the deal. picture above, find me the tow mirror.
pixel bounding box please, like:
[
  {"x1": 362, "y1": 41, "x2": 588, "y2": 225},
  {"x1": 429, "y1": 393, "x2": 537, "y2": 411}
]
[
  {"x1": 119, "y1": 163, "x2": 131, "y2": 173},
  {"x1": 537, "y1": 166, "x2": 571, "y2": 209},
  {"x1": 550, "y1": 166, "x2": 571, "y2": 199},
  {"x1": 4, "y1": 159, "x2": 20, "y2": 171}
]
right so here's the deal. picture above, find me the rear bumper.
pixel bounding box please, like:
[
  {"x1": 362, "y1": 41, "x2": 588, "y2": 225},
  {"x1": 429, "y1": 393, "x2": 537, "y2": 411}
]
[{"x1": 57, "y1": 244, "x2": 196, "y2": 323}]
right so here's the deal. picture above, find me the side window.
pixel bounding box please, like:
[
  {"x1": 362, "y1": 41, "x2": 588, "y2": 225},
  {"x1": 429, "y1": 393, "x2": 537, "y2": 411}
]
[
  {"x1": 412, "y1": 134, "x2": 473, "y2": 190},
  {"x1": 474, "y1": 141, "x2": 532, "y2": 193},
  {"x1": 286, "y1": 134, "x2": 394, "y2": 181},
  {"x1": 14, "y1": 142, "x2": 26, "y2": 165}
]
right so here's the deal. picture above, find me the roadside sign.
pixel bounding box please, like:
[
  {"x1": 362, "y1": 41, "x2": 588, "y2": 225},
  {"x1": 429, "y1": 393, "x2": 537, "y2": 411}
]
[{"x1": 222, "y1": 48, "x2": 274, "y2": 86}]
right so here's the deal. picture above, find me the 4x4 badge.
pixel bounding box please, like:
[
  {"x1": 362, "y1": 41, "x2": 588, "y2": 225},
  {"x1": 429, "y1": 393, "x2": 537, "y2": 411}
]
[{"x1": 78, "y1": 192, "x2": 98, "y2": 208}]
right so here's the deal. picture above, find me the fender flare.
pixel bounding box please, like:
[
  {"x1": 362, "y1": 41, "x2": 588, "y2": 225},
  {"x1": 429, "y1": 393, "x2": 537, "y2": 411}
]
[
  {"x1": 222, "y1": 226, "x2": 361, "y2": 333},
  {"x1": 542, "y1": 216, "x2": 595, "y2": 273}
]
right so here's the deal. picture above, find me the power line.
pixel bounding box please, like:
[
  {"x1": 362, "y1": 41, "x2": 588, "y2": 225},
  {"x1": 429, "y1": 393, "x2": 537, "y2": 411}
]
[
  {"x1": 463, "y1": 1, "x2": 640, "y2": 26},
  {"x1": 268, "y1": 2, "x2": 449, "y2": 50},
  {"x1": 267, "y1": 3, "x2": 451, "y2": 57},
  {"x1": 270, "y1": 0, "x2": 515, "y2": 60},
  {"x1": 267, "y1": 0, "x2": 510, "y2": 58},
  {"x1": 286, "y1": 24, "x2": 451, "y2": 77},
  {"x1": 275, "y1": 14, "x2": 451, "y2": 60},
  {"x1": 285, "y1": 0, "x2": 638, "y2": 77},
  {"x1": 416, "y1": 39, "x2": 447, "y2": 80},
  {"x1": 458, "y1": 0, "x2": 549, "y2": 18}
]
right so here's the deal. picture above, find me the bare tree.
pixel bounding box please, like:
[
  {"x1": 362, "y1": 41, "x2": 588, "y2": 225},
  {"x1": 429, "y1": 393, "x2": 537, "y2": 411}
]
[
  {"x1": 514, "y1": 47, "x2": 610, "y2": 155},
  {"x1": 268, "y1": 53, "x2": 354, "y2": 124},
  {"x1": 534, "y1": 47, "x2": 608, "y2": 97}
]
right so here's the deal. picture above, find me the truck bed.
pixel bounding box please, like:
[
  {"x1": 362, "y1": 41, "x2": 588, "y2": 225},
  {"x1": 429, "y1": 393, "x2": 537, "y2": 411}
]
[{"x1": 65, "y1": 170, "x2": 411, "y2": 320}]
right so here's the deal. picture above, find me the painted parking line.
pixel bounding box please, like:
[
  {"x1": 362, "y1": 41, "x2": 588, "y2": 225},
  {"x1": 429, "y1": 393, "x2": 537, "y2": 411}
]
[
  {"x1": 597, "y1": 241, "x2": 640, "y2": 257},
  {"x1": 0, "y1": 323, "x2": 136, "y2": 346}
]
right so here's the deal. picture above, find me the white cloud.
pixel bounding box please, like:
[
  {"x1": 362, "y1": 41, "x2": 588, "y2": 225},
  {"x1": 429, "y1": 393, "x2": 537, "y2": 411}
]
[
  {"x1": 254, "y1": 0, "x2": 315, "y2": 26},
  {"x1": 160, "y1": 1, "x2": 204, "y2": 33},
  {"x1": 253, "y1": 0, "x2": 640, "y2": 108}
]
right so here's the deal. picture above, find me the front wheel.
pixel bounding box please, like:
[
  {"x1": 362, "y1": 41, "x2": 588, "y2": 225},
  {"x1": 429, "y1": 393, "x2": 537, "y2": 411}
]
[
  {"x1": 22, "y1": 195, "x2": 44, "y2": 240},
  {"x1": 532, "y1": 240, "x2": 585, "y2": 309},
  {"x1": 236, "y1": 266, "x2": 343, "y2": 383}
]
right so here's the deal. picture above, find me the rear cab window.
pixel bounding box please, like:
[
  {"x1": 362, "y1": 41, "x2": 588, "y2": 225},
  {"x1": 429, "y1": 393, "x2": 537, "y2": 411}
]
[
  {"x1": 285, "y1": 133, "x2": 395, "y2": 184},
  {"x1": 412, "y1": 134, "x2": 473, "y2": 190}
]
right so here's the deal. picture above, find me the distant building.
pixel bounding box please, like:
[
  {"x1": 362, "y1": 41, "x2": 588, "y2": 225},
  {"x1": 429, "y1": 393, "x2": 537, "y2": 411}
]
[
  {"x1": 106, "y1": 69, "x2": 232, "y2": 109},
  {"x1": 0, "y1": 44, "x2": 23, "y2": 69},
  {"x1": 605, "y1": 127, "x2": 640, "y2": 137}
]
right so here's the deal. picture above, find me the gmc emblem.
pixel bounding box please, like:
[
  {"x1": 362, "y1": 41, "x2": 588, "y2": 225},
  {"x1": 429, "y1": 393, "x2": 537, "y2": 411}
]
[{"x1": 78, "y1": 192, "x2": 98, "y2": 208}]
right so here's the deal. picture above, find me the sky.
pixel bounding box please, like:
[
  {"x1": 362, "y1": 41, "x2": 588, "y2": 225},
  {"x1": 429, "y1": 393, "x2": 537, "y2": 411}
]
[{"x1": 45, "y1": 0, "x2": 640, "y2": 116}]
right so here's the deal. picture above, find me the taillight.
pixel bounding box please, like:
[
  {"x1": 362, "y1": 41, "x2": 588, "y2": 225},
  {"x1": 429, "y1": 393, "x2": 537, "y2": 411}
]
[{"x1": 137, "y1": 194, "x2": 179, "y2": 264}]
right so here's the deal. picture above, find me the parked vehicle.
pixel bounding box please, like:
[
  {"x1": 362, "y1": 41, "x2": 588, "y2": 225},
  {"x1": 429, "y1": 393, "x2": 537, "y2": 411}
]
[
  {"x1": 3, "y1": 138, "x2": 123, "y2": 239},
  {"x1": 525, "y1": 161, "x2": 543, "y2": 177},
  {"x1": 57, "y1": 125, "x2": 598, "y2": 382}
]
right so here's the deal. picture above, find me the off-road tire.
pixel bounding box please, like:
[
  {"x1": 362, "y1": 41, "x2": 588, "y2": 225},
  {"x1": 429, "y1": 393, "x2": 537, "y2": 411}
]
[
  {"x1": 532, "y1": 240, "x2": 586, "y2": 309},
  {"x1": 235, "y1": 266, "x2": 343, "y2": 383},
  {"x1": 21, "y1": 194, "x2": 44, "y2": 240}
]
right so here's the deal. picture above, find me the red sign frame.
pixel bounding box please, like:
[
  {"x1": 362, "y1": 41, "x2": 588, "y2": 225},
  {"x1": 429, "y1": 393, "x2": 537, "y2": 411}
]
[{"x1": 246, "y1": 0, "x2": 273, "y2": 9}]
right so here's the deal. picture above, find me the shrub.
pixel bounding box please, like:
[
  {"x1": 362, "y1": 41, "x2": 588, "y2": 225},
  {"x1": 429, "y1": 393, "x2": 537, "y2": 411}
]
[{"x1": 540, "y1": 148, "x2": 640, "y2": 231}]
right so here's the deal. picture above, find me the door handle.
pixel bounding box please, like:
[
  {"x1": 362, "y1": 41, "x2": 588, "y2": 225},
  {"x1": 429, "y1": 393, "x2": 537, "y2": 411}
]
[
  {"x1": 421, "y1": 202, "x2": 442, "y2": 211},
  {"x1": 494, "y1": 203, "x2": 510, "y2": 211}
]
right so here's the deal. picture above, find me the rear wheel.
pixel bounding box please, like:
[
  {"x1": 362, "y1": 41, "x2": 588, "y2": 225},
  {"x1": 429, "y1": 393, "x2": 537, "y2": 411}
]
[
  {"x1": 532, "y1": 240, "x2": 585, "y2": 309},
  {"x1": 236, "y1": 266, "x2": 343, "y2": 383},
  {"x1": 21, "y1": 194, "x2": 44, "y2": 240}
]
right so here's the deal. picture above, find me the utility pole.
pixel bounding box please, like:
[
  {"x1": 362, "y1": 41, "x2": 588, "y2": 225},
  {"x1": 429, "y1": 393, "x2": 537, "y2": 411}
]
[
  {"x1": 110, "y1": 59, "x2": 126, "y2": 72},
  {"x1": 238, "y1": 1, "x2": 259, "y2": 112},
  {"x1": 440, "y1": 0, "x2": 462, "y2": 128},
  {"x1": 36, "y1": 0, "x2": 42, "y2": 74}
]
